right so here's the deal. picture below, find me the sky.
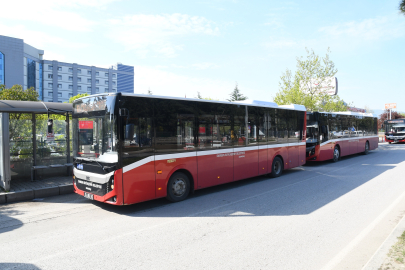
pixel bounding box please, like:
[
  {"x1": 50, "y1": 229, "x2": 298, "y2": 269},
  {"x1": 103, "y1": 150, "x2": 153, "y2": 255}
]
[{"x1": 1, "y1": 0, "x2": 404, "y2": 112}]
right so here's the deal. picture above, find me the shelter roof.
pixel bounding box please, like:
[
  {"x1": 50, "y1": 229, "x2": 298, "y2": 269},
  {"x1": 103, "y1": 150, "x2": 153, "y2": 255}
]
[{"x1": 0, "y1": 100, "x2": 72, "y2": 114}]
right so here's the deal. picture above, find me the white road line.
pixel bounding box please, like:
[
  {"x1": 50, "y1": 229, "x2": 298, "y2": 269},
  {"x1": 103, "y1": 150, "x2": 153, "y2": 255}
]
[
  {"x1": 361, "y1": 213, "x2": 405, "y2": 269},
  {"x1": 322, "y1": 184, "x2": 405, "y2": 270}
]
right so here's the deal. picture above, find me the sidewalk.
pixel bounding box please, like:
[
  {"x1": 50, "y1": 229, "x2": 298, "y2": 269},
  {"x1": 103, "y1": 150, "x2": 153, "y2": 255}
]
[{"x1": 0, "y1": 176, "x2": 73, "y2": 204}]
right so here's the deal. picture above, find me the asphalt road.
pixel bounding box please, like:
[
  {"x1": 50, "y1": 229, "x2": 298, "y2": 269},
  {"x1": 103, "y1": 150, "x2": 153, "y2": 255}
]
[{"x1": 1, "y1": 143, "x2": 405, "y2": 270}]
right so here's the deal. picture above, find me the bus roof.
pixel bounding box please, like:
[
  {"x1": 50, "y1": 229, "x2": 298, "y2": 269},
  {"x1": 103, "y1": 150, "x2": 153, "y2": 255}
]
[
  {"x1": 308, "y1": 111, "x2": 377, "y2": 118},
  {"x1": 119, "y1": 93, "x2": 307, "y2": 111}
]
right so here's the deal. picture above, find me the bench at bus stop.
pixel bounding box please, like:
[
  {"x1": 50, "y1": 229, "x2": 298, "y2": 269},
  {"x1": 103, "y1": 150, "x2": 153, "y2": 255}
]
[{"x1": 31, "y1": 163, "x2": 73, "y2": 181}]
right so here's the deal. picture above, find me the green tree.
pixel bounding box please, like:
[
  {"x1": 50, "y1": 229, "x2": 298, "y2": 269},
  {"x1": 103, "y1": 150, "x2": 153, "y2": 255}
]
[
  {"x1": 0, "y1": 85, "x2": 39, "y2": 140},
  {"x1": 69, "y1": 93, "x2": 89, "y2": 103},
  {"x1": 274, "y1": 48, "x2": 347, "y2": 112},
  {"x1": 0, "y1": 84, "x2": 39, "y2": 101},
  {"x1": 400, "y1": 0, "x2": 405, "y2": 15},
  {"x1": 195, "y1": 91, "x2": 203, "y2": 99},
  {"x1": 227, "y1": 83, "x2": 248, "y2": 102}
]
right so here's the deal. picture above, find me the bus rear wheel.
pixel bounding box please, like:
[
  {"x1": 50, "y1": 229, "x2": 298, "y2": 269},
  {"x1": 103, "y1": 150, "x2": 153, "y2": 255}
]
[
  {"x1": 166, "y1": 172, "x2": 190, "y2": 202},
  {"x1": 270, "y1": 156, "x2": 283, "y2": 178},
  {"x1": 333, "y1": 146, "x2": 340, "y2": 162},
  {"x1": 364, "y1": 141, "x2": 370, "y2": 155}
]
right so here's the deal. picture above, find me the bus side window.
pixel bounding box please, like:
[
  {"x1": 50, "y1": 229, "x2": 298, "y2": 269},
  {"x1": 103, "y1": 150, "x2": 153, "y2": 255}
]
[{"x1": 154, "y1": 99, "x2": 196, "y2": 155}]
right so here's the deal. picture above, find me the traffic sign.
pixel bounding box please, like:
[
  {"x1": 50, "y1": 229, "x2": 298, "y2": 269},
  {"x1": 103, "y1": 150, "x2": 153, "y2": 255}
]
[{"x1": 385, "y1": 103, "x2": 397, "y2": 109}]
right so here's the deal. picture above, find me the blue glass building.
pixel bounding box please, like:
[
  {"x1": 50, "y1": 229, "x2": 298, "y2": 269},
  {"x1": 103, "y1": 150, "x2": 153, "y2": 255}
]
[
  {"x1": 0, "y1": 51, "x2": 4, "y2": 85},
  {"x1": 117, "y1": 64, "x2": 134, "y2": 94}
]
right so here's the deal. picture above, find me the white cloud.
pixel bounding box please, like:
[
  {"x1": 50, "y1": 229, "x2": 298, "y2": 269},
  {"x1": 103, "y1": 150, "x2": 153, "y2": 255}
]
[
  {"x1": 107, "y1": 14, "x2": 220, "y2": 58},
  {"x1": 191, "y1": 63, "x2": 220, "y2": 70},
  {"x1": 0, "y1": 23, "x2": 89, "y2": 50},
  {"x1": 0, "y1": 0, "x2": 119, "y2": 32},
  {"x1": 262, "y1": 39, "x2": 297, "y2": 49},
  {"x1": 319, "y1": 16, "x2": 405, "y2": 41},
  {"x1": 133, "y1": 66, "x2": 232, "y2": 100}
]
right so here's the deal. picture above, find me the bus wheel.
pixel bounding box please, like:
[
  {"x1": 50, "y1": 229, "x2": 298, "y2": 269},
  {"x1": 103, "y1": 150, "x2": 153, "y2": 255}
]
[
  {"x1": 166, "y1": 172, "x2": 190, "y2": 202},
  {"x1": 270, "y1": 156, "x2": 283, "y2": 178},
  {"x1": 389, "y1": 142, "x2": 392, "y2": 144},
  {"x1": 333, "y1": 146, "x2": 340, "y2": 162},
  {"x1": 364, "y1": 141, "x2": 370, "y2": 155}
]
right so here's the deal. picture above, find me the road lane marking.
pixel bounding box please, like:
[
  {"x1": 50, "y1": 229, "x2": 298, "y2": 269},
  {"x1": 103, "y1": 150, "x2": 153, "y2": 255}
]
[{"x1": 322, "y1": 184, "x2": 405, "y2": 270}]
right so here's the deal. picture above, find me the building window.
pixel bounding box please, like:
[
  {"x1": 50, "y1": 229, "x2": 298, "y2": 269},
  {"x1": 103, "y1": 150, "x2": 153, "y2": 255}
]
[
  {"x1": 105, "y1": 73, "x2": 108, "y2": 77},
  {"x1": 26, "y1": 58, "x2": 36, "y2": 90},
  {"x1": 58, "y1": 67, "x2": 62, "y2": 71},
  {"x1": 48, "y1": 65, "x2": 53, "y2": 70},
  {"x1": 69, "y1": 93, "x2": 73, "y2": 98},
  {"x1": 105, "y1": 81, "x2": 109, "y2": 85},
  {"x1": 48, "y1": 83, "x2": 53, "y2": 88},
  {"x1": 77, "y1": 69, "x2": 81, "y2": 74},
  {"x1": 87, "y1": 70, "x2": 91, "y2": 75},
  {"x1": 112, "y1": 81, "x2": 116, "y2": 86},
  {"x1": 95, "y1": 71, "x2": 99, "y2": 76},
  {"x1": 87, "y1": 78, "x2": 91, "y2": 83},
  {"x1": 58, "y1": 84, "x2": 62, "y2": 88},
  {"x1": 58, "y1": 75, "x2": 62, "y2": 80},
  {"x1": 48, "y1": 92, "x2": 53, "y2": 96},
  {"x1": 96, "y1": 87, "x2": 99, "y2": 92},
  {"x1": 58, "y1": 101, "x2": 62, "y2": 103},
  {"x1": 77, "y1": 77, "x2": 81, "y2": 82},
  {"x1": 48, "y1": 74, "x2": 53, "y2": 79},
  {"x1": 95, "y1": 79, "x2": 99, "y2": 84},
  {"x1": 112, "y1": 74, "x2": 116, "y2": 78},
  {"x1": 105, "y1": 88, "x2": 109, "y2": 92},
  {"x1": 58, "y1": 93, "x2": 62, "y2": 98},
  {"x1": 87, "y1": 86, "x2": 91, "y2": 91},
  {"x1": 112, "y1": 89, "x2": 116, "y2": 92},
  {"x1": 69, "y1": 76, "x2": 73, "y2": 81},
  {"x1": 68, "y1": 85, "x2": 73, "y2": 90},
  {"x1": 77, "y1": 85, "x2": 82, "y2": 90},
  {"x1": 68, "y1": 68, "x2": 73, "y2": 72}
]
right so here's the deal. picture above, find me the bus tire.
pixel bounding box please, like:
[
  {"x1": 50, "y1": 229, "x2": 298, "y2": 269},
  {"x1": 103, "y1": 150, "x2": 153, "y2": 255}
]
[
  {"x1": 364, "y1": 141, "x2": 370, "y2": 155},
  {"x1": 333, "y1": 146, "x2": 340, "y2": 162},
  {"x1": 389, "y1": 142, "x2": 392, "y2": 144},
  {"x1": 270, "y1": 156, "x2": 283, "y2": 178},
  {"x1": 166, "y1": 172, "x2": 190, "y2": 202}
]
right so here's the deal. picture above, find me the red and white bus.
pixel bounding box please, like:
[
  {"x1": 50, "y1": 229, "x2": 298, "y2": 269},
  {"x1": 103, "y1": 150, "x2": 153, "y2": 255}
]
[
  {"x1": 384, "y1": 119, "x2": 405, "y2": 144},
  {"x1": 72, "y1": 93, "x2": 307, "y2": 205},
  {"x1": 306, "y1": 112, "x2": 378, "y2": 162}
]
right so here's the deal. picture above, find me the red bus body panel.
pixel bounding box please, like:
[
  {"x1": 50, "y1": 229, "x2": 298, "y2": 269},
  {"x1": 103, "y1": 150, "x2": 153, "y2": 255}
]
[{"x1": 306, "y1": 136, "x2": 379, "y2": 162}]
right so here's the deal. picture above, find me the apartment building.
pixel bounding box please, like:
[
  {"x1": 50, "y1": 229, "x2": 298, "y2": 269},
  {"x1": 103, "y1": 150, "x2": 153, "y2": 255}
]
[{"x1": 0, "y1": 35, "x2": 134, "y2": 102}]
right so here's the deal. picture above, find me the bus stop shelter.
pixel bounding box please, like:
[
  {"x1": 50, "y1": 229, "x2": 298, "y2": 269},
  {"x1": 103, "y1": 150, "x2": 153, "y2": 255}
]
[{"x1": 0, "y1": 100, "x2": 73, "y2": 192}]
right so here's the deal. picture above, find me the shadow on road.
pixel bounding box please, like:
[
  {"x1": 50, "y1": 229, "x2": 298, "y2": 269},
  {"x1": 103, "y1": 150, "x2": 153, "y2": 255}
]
[
  {"x1": 0, "y1": 263, "x2": 41, "y2": 270},
  {"x1": 0, "y1": 206, "x2": 23, "y2": 235}
]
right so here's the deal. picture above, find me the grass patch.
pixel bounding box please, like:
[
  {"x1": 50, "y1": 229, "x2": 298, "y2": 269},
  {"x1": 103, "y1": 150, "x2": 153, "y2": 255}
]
[{"x1": 380, "y1": 231, "x2": 405, "y2": 269}]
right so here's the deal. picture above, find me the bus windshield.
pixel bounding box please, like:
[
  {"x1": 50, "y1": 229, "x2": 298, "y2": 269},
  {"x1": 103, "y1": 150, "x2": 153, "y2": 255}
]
[
  {"x1": 306, "y1": 121, "x2": 318, "y2": 142},
  {"x1": 73, "y1": 95, "x2": 118, "y2": 163},
  {"x1": 386, "y1": 123, "x2": 405, "y2": 134}
]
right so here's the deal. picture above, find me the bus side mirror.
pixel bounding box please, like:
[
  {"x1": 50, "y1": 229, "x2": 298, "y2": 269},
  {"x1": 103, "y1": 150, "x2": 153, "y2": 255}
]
[
  {"x1": 125, "y1": 124, "x2": 135, "y2": 140},
  {"x1": 321, "y1": 125, "x2": 327, "y2": 134}
]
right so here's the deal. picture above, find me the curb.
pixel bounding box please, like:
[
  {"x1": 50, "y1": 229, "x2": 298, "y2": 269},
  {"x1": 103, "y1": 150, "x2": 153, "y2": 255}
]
[
  {"x1": 363, "y1": 211, "x2": 405, "y2": 269},
  {"x1": 0, "y1": 184, "x2": 74, "y2": 204}
]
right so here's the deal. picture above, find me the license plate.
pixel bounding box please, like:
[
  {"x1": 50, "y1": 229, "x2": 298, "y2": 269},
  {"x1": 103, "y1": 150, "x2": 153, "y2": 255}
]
[{"x1": 84, "y1": 192, "x2": 94, "y2": 200}]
